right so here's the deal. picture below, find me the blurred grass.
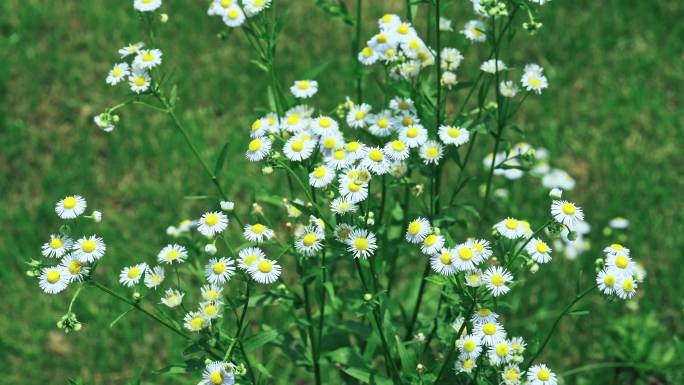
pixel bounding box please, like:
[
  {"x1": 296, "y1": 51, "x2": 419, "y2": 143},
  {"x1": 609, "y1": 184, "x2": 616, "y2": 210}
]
[{"x1": 1, "y1": 0, "x2": 683, "y2": 384}]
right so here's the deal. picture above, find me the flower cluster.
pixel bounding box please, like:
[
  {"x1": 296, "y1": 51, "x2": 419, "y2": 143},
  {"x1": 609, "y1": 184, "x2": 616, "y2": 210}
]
[
  {"x1": 207, "y1": 0, "x2": 272, "y2": 28},
  {"x1": 596, "y1": 243, "x2": 642, "y2": 300}
]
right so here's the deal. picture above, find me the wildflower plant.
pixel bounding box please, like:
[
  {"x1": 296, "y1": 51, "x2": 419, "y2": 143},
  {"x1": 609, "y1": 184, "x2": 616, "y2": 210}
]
[{"x1": 31, "y1": 0, "x2": 647, "y2": 384}]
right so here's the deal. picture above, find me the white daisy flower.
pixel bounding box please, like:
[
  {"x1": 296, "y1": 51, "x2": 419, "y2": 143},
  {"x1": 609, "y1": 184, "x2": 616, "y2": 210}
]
[
  {"x1": 134, "y1": 0, "x2": 162, "y2": 12},
  {"x1": 157, "y1": 244, "x2": 187, "y2": 264},
  {"x1": 440, "y1": 47, "x2": 463, "y2": 71},
  {"x1": 462, "y1": 20, "x2": 487, "y2": 42},
  {"x1": 106, "y1": 62, "x2": 130, "y2": 85},
  {"x1": 465, "y1": 269, "x2": 483, "y2": 287},
  {"x1": 367, "y1": 32, "x2": 396, "y2": 52},
  {"x1": 119, "y1": 41, "x2": 144, "y2": 58},
  {"x1": 384, "y1": 140, "x2": 410, "y2": 161},
  {"x1": 334, "y1": 223, "x2": 356, "y2": 242},
  {"x1": 396, "y1": 112, "x2": 419, "y2": 129},
  {"x1": 198, "y1": 211, "x2": 229, "y2": 237},
  {"x1": 41, "y1": 234, "x2": 72, "y2": 258},
  {"x1": 521, "y1": 68, "x2": 549, "y2": 94},
  {"x1": 133, "y1": 49, "x2": 163, "y2": 70},
  {"x1": 249, "y1": 117, "x2": 270, "y2": 138},
  {"x1": 205, "y1": 257, "x2": 235, "y2": 285},
  {"x1": 527, "y1": 364, "x2": 557, "y2": 385},
  {"x1": 452, "y1": 244, "x2": 483, "y2": 271},
  {"x1": 283, "y1": 136, "x2": 316, "y2": 162},
  {"x1": 343, "y1": 141, "x2": 366, "y2": 161},
  {"x1": 361, "y1": 147, "x2": 391, "y2": 174},
  {"x1": 526, "y1": 238, "x2": 552, "y2": 263},
  {"x1": 606, "y1": 253, "x2": 637, "y2": 277},
  {"x1": 399, "y1": 124, "x2": 428, "y2": 148},
  {"x1": 500, "y1": 80, "x2": 519, "y2": 97},
  {"x1": 358, "y1": 46, "x2": 379, "y2": 65},
  {"x1": 471, "y1": 308, "x2": 499, "y2": 325},
  {"x1": 161, "y1": 288, "x2": 185, "y2": 308},
  {"x1": 455, "y1": 357, "x2": 477, "y2": 373},
  {"x1": 128, "y1": 70, "x2": 151, "y2": 93},
  {"x1": 184, "y1": 311, "x2": 209, "y2": 332},
  {"x1": 346, "y1": 229, "x2": 377, "y2": 259},
  {"x1": 389, "y1": 97, "x2": 415, "y2": 114},
  {"x1": 615, "y1": 275, "x2": 638, "y2": 299},
  {"x1": 378, "y1": 13, "x2": 401, "y2": 31},
  {"x1": 222, "y1": 6, "x2": 246, "y2": 27},
  {"x1": 220, "y1": 201, "x2": 235, "y2": 211},
  {"x1": 93, "y1": 114, "x2": 115, "y2": 132},
  {"x1": 439, "y1": 17, "x2": 453, "y2": 32},
  {"x1": 326, "y1": 148, "x2": 353, "y2": 170},
  {"x1": 246, "y1": 136, "x2": 272, "y2": 162},
  {"x1": 55, "y1": 195, "x2": 87, "y2": 219},
  {"x1": 200, "y1": 301, "x2": 222, "y2": 320},
  {"x1": 495, "y1": 218, "x2": 526, "y2": 239},
  {"x1": 243, "y1": 223, "x2": 275, "y2": 243},
  {"x1": 243, "y1": 0, "x2": 271, "y2": 16},
  {"x1": 200, "y1": 361, "x2": 234, "y2": 385},
  {"x1": 119, "y1": 263, "x2": 147, "y2": 287},
  {"x1": 550, "y1": 200, "x2": 584, "y2": 229},
  {"x1": 38, "y1": 266, "x2": 70, "y2": 294},
  {"x1": 473, "y1": 320, "x2": 505, "y2": 346},
  {"x1": 488, "y1": 340, "x2": 513, "y2": 365},
  {"x1": 428, "y1": 249, "x2": 455, "y2": 275},
  {"x1": 72, "y1": 235, "x2": 106, "y2": 262},
  {"x1": 309, "y1": 165, "x2": 335, "y2": 188},
  {"x1": 388, "y1": 160, "x2": 408, "y2": 177},
  {"x1": 340, "y1": 179, "x2": 369, "y2": 203},
  {"x1": 290, "y1": 80, "x2": 318, "y2": 98},
  {"x1": 295, "y1": 227, "x2": 324, "y2": 256},
  {"x1": 367, "y1": 111, "x2": 395, "y2": 137},
  {"x1": 347, "y1": 103, "x2": 372, "y2": 129},
  {"x1": 419, "y1": 140, "x2": 443, "y2": 165},
  {"x1": 200, "y1": 284, "x2": 223, "y2": 301},
  {"x1": 502, "y1": 365, "x2": 523, "y2": 385},
  {"x1": 480, "y1": 59, "x2": 506, "y2": 74},
  {"x1": 59, "y1": 255, "x2": 89, "y2": 282},
  {"x1": 609, "y1": 217, "x2": 630, "y2": 229},
  {"x1": 467, "y1": 239, "x2": 493, "y2": 260},
  {"x1": 249, "y1": 258, "x2": 282, "y2": 284},
  {"x1": 420, "y1": 233, "x2": 445, "y2": 256},
  {"x1": 458, "y1": 334, "x2": 483, "y2": 359},
  {"x1": 483, "y1": 266, "x2": 513, "y2": 296},
  {"x1": 406, "y1": 217, "x2": 431, "y2": 243},
  {"x1": 144, "y1": 265, "x2": 165, "y2": 289},
  {"x1": 314, "y1": 118, "x2": 341, "y2": 138},
  {"x1": 330, "y1": 197, "x2": 358, "y2": 215},
  {"x1": 603, "y1": 243, "x2": 630, "y2": 257},
  {"x1": 438, "y1": 125, "x2": 469, "y2": 147},
  {"x1": 205, "y1": 244, "x2": 218, "y2": 255}
]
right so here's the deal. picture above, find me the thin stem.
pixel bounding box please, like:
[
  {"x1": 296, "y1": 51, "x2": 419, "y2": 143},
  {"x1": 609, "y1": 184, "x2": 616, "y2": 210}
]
[
  {"x1": 353, "y1": 0, "x2": 363, "y2": 102},
  {"x1": 434, "y1": 300, "x2": 477, "y2": 384},
  {"x1": 302, "y1": 277, "x2": 322, "y2": 385},
  {"x1": 224, "y1": 281, "x2": 252, "y2": 361},
  {"x1": 405, "y1": 262, "x2": 431, "y2": 340}
]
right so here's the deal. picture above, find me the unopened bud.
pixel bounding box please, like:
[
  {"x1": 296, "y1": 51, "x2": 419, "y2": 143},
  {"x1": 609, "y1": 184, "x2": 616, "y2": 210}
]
[
  {"x1": 159, "y1": 13, "x2": 169, "y2": 23},
  {"x1": 363, "y1": 293, "x2": 373, "y2": 301},
  {"x1": 416, "y1": 363, "x2": 425, "y2": 374},
  {"x1": 549, "y1": 188, "x2": 563, "y2": 199}
]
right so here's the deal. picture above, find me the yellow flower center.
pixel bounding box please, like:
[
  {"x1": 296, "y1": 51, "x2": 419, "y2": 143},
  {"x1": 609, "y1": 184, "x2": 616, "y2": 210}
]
[
  {"x1": 377, "y1": 118, "x2": 389, "y2": 128},
  {"x1": 258, "y1": 260, "x2": 273, "y2": 273},
  {"x1": 248, "y1": 138, "x2": 262, "y2": 152},
  {"x1": 112, "y1": 67, "x2": 122, "y2": 77},
  {"x1": 561, "y1": 202, "x2": 576, "y2": 215},
  {"x1": 298, "y1": 80, "x2": 310, "y2": 90},
  {"x1": 190, "y1": 317, "x2": 204, "y2": 330},
  {"x1": 82, "y1": 240, "x2": 96, "y2": 253},
  {"x1": 134, "y1": 76, "x2": 146, "y2": 87},
  {"x1": 622, "y1": 278, "x2": 634, "y2": 292},
  {"x1": 319, "y1": 117, "x2": 331, "y2": 128},
  {"x1": 408, "y1": 221, "x2": 422, "y2": 235},
  {"x1": 490, "y1": 274, "x2": 505, "y2": 287},
  {"x1": 50, "y1": 238, "x2": 63, "y2": 249},
  {"x1": 381, "y1": 14, "x2": 392, "y2": 23},
  {"x1": 529, "y1": 77, "x2": 542, "y2": 88},
  {"x1": 391, "y1": 140, "x2": 405, "y2": 152},
  {"x1": 535, "y1": 242, "x2": 549, "y2": 254},
  {"x1": 603, "y1": 273, "x2": 616, "y2": 287},
  {"x1": 251, "y1": 119, "x2": 262, "y2": 131},
  {"x1": 615, "y1": 255, "x2": 629, "y2": 269},
  {"x1": 406, "y1": 127, "x2": 418, "y2": 138},
  {"x1": 212, "y1": 262, "x2": 225, "y2": 274},
  {"x1": 423, "y1": 234, "x2": 437, "y2": 247},
  {"x1": 473, "y1": 243, "x2": 484, "y2": 253},
  {"x1": 204, "y1": 304, "x2": 218, "y2": 316},
  {"x1": 254, "y1": 0, "x2": 264, "y2": 6},
  {"x1": 397, "y1": 24, "x2": 410, "y2": 35},
  {"x1": 228, "y1": 9, "x2": 240, "y2": 20},
  {"x1": 346, "y1": 141, "x2": 361, "y2": 152},
  {"x1": 166, "y1": 250, "x2": 180, "y2": 260},
  {"x1": 426, "y1": 147, "x2": 439, "y2": 158},
  {"x1": 369, "y1": 149, "x2": 383, "y2": 162},
  {"x1": 220, "y1": 0, "x2": 232, "y2": 7},
  {"x1": 505, "y1": 219, "x2": 519, "y2": 230},
  {"x1": 401, "y1": 116, "x2": 413, "y2": 126},
  {"x1": 68, "y1": 261, "x2": 82, "y2": 275},
  {"x1": 142, "y1": 52, "x2": 154, "y2": 62},
  {"x1": 205, "y1": 213, "x2": 219, "y2": 226},
  {"x1": 252, "y1": 224, "x2": 266, "y2": 234},
  {"x1": 63, "y1": 196, "x2": 77, "y2": 209},
  {"x1": 210, "y1": 371, "x2": 223, "y2": 384},
  {"x1": 463, "y1": 339, "x2": 476, "y2": 352},
  {"x1": 46, "y1": 270, "x2": 61, "y2": 284},
  {"x1": 478, "y1": 309, "x2": 491, "y2": 317},
  {"x1": 463, "y1": 359, "x2": 474, "y2": 369},
  {"x1": 362, "y1": 47, "x2": 373, "y2": 58},
  {"x1": 354, "y1": 237, "x2": 369, "y2": 251},
  {"x1": 244, "y1": 254, "x2": 258, "y2": 266},
  {"x1": 323, "y1": 138, "x2": 335, "y2": 149},
  {"x1": 313, "y1": 166, "x2": 327, "y2": 179},
  {"x1": 333, "y1": 150, "x2": 345, "y2": 160},
  {"x1": 495, "y1": 344, "x2": 509, "y2": 357},
  {"x1": 348, "y1": 182, "x2": 361, "y2": 192},
  {"x1": 127, "y1": 267, "x2": 141, "y2": 279},
  {"x1": 504, "y1": 369, "x2": 519, "y2": 380},
  {"x1": 291, "y1": 141, "x2": 304, "y2": 152},
  {"x1": 458, "y1": 247, "x2": 473, "y2": 261},
  {"x1": 482, "y1": 323, "x2": 497, "y2": 335},
  {"x1": 439, "y1": 251, "x2": 452, "y2": 265},
  {"x1": 447, "y1": 127, "x2": 460, "y2": 138},
  {"x1": 610, "y1": 243, "x2": 624, "y2": 250},
  {"x1": 303, "y1": 233, "x2": 317, "y2": 247},
  {"x1": 287, "y1": 114, "x2": 300, "y2": 125},
  {"x1": 376, "y1": 33, "x2": 388, "y2": 43},
  {"x1": 354, "y1": 110, "x2": 366, "y2": 120},
  {"x1": 537, "y1": 369, "x2": 550, "y2": 381}
]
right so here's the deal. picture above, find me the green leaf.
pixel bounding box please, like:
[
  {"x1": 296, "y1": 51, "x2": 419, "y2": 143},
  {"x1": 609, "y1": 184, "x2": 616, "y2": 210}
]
[
  {"x1": 250, "y1": 59, "x2": 269, "y2": 73},
  {"x1": 569, "y1": 309, "x2": 590, "y2": 317},
  {"x1": 303, "y1": 60, "x2": 332, "y2": 80},
  {"x1": 242, "y1": 328, "x2": 279, "y2": 352},
  {"x1": 169, "y1": 84, "x2": 178, "y2": 108},
  {"x1": 425, "y1": 275, "x2": 448, "y2": 286},
  {"x1": 395, "y1": 335, "x2": 417, "y2": 371},
  {"x1": 154, "y1": 364, "x2": 187, "y2": 375},
  {"x1": 342, "y1": 367, "x2": 393, "y2": 385},
  {"x1": 214, "y1": 142, "x2": 229, "y2": 175}
]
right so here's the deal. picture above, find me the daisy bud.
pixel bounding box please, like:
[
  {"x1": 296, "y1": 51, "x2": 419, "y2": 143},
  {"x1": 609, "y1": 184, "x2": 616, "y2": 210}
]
[
  {"x1": 92, "y1": 210, "x2": 102, "y2": 223},
  {"x1": 549, "y1": 188, "x2": 563, "y2": 199},
  {"x1": 132, "y1": 292, "x2": 142, "y2": 301},
  {"x1": 363, "y1": 293, "x2": 373, "y2": 301},
  {"x1": 262, "y1": 166, "x2": 273, "y2": 175},
  {"x1": 166, "y1": 226, "x2": 177, "y2": 235},
  {"x1": 530, "y1": 263, "x2": 539, "y2": 274},
  {"x1": 366, "y1": 218, "x2": 375, "y2": 226},
  {"x1": 112, "y1": 114, "x2": 120, "y2": 123},
  {"x1": 416, "y1": 363, "x2": 425, "y2": 374},
  {"x1": 205, "y1": 244, "x2": 217, "y2": 255},
  {"x1": 306, "y1": 202, "x2": 314, "y2": 209},
  {"x1": 567, "y1": 231, "x2": 579, "y2": 241},
  {"x1": 415, "y1": 332, "x2": 426, "y2": 342},
  {"x1": 220, "y1": 201, "x2": 235, "y2": 211},
  {"x1": 73, "y1": 323, "x2": 82, "y2": 331},
  {"x1": 159, "y1": 13, "x2": 169, "y2": 23},
  {"x1": 252, "y1": 203, "x2": 263, "y2": 215}
]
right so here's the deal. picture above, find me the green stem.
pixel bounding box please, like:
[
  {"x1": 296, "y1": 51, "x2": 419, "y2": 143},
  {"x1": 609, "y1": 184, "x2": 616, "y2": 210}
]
[
  {"x1": 353, "y1": 0, "x2": 363, "y2": 102},
  {"x1": 224, "y1": 281, "x2": 251, "y2": 361},
  {"x1": 405, "y1": 262, "x2": 431, "y2": 340}
]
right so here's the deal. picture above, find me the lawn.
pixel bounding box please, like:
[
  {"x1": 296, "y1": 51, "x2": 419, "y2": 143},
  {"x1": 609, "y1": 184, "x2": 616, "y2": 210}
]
[{"x1": 1, "y1": 0, "x2": 683, "y2": 384}]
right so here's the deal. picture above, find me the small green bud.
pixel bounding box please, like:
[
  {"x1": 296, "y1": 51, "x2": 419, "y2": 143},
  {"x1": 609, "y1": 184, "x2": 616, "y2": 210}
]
[
  {"x1": 160, "y1": 13, "x2": 169, "y2": 23},
  {"x1": 363, "y1": 293, "x2": 373, "y2": 301},
  {"x1": 567, "y1": 231, "x2": 579, "y2": 241}
]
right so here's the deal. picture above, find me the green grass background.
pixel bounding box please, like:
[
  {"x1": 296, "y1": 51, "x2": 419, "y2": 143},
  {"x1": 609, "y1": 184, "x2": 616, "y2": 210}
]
[{"x1": 1, "y1": 0, "x2": 683, "y2": 384}]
